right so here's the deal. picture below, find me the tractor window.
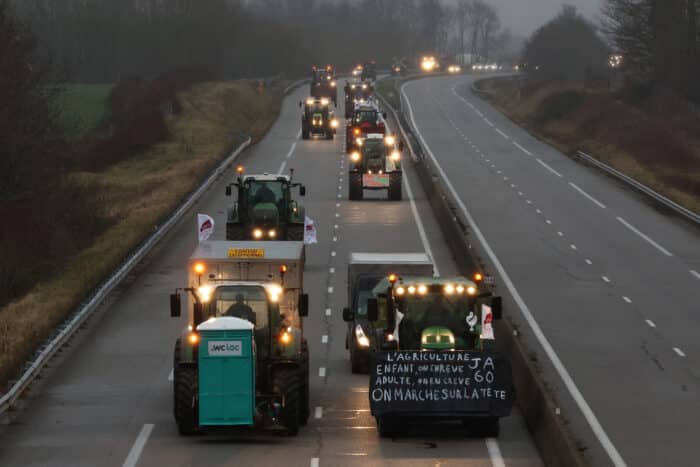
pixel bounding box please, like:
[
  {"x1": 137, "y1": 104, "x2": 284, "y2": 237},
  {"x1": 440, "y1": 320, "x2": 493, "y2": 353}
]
[
  {"x1": 363, "y1": 140, "x2": 384, "y2": 160},
  {"x1": 353, "y1": 276, "x2": 381, "y2": 316},
  {"x1": 397, "y1": 293, "x2": 472, "y2": 348},
  {"x1": 213, "y1": 285, "x2": 270, "y2": 330},
  {"x1": 354, "y1": 111, "x2": 377, "y2": 124},
  {"x1": 248, "y1": 181, "x2": 284, "y2": 206}
]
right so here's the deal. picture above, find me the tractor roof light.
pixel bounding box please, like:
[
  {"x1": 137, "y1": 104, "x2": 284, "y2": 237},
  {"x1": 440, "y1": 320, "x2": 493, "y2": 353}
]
[
  {"x1": 474, "y1": 272, "x2": 483, "y2": 283},
  {"x1": 444, "y1": 284, "x2": 455, "y2": 295},
  {"x1": 193, "y1": 262, "x2": 206, "y2": 275},
  {"x1": 396, "y1": 286, "x2": 405, "y2": 295},
  {"x1": 418, "y1": 285, "x2": 428, "y2": 295},
  {"x1": 467, "y1": 286, "x2": 477, "y2": 296},
  {"x1": 388, "y1": 274, "x2": 397, "y2": 284}
]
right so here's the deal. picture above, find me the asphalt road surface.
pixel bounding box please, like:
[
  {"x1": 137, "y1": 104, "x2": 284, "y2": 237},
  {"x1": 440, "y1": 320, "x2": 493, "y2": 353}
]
[
  {"x1": 402, "y1": 74, "x2": 700, "y2": 467},
  {"x1": 0, "y1": 83, "x2": 542, "y2": 467}
]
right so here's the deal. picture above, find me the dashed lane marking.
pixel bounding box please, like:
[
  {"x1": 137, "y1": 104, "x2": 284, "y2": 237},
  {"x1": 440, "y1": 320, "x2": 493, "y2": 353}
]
[
  {"x1": 691, "y1": 270, "x2": 700, "y2": 280},
  {"x1": 319, "y1": 367, "x2": 326, "y2": 377},
  {"x1": 623, "y1": 296, "x2": 632, "y2": 303},
  {"x1": 122, "y1": 424, "x2": 154, "y2": 467},
  {"x1": 513, "y1": 142, "x2": 533, "y2": 156},
  {"x1": 602, "y1": 276, "x2": 611, "y2": 283},
  {"x1": 646, "y1": 319, "x2": 656, "y2": 328},
  {"x1": 495, "y1": 128, "x2": 510, "y2": 140},
  {"x1": 616, "y1": 217, "x2": 673, "y2": 257},
  {"x1": 569, "y1": 182, "x2": 607, "y2": 209},
  {"x1": 321, "y1": 335, "x2": 328, "y2": 344},
  {"x1": 674, "y1": 347, "x2": 686, "y2": 357},
  {"x1": 586, "y1": 259, "x2": 593, "y2": 265},
  {"x1": 325, "y1": 308, "x2": 332, "y2": 316},
  {"x1": 536, "y1": 158, "x2": 563, "y2": 177}
]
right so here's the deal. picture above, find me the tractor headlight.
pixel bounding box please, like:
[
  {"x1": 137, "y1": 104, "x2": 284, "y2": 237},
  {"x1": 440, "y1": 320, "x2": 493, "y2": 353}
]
[
  {"x1": 306, "y1": 98, "x2": 315, "y2": 105},
  {"x1": 444, "y1": 284, "x2": 455, "y2": 295},
  {"x1": 198, "y1": 285, "x2": 212, "y2": 303},
  {"x1": 268, "y1": 229, "x2": 276, "y2": 238},
  {"x1": 418, "y1": 285, "x2": 428, "y2": 295},
  {"x1": 321, "y1": 98, "x2": 329, "y2": 106},
  {"x1": 385, "y1": 135, "x2": 395, "y2": 146},
  {"x1": 362, "y1": 84, "x2": 367, "y2": 89},
  {"x1": 331, "y1": 81, "x2": 336, "y2": 87},
  {"x1": 279, "y1": 327, "x2": 293, "y2": 345},
  {"x1": 331, "y1": 119, "x2": 338, "y2": 128},
  {"x1": 350, "y1": 151, "x2": 361, "y2": 162},
  {"x1": 253, "y1": 228, "x2": 263, "y2": 239},
  {"x1": 467, "y1": 286, "x2": 477, "y2": 296},
  {"x1": 355, "y1": 325, "x2": 370, "y2": 348},
  {"x1": 391, "y1": 151, "x2": 400, "y2": 161}
]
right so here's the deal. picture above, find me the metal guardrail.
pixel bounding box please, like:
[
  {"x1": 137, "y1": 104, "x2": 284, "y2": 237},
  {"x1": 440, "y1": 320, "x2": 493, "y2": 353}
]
[
  {"x1": 0, "y1": 138, "x2": 252, "y2": 415},
  {"x1": 577, "y1": 150, "x2": 700, "y2": 225}
]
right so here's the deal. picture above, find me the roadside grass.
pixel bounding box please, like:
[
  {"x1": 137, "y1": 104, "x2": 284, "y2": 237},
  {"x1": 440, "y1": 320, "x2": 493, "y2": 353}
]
[
  {"x1": 0, "y1": 81, "x2": 283, "y2": 389},
  {"x1": 478, "y1": 78, "x2": 700, "y2": 214},
  {"x1": 58, "y1": 84, "x2": 113, "y2": 139}
]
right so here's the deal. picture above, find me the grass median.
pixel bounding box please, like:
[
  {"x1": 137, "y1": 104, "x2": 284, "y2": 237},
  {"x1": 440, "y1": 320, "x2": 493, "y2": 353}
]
[
  {"x1": 475, "y1": 78, "x2": 700, "y2": 214},
  {"x1": 0, "y1": 81, "x2": 283, "y2": 389}
]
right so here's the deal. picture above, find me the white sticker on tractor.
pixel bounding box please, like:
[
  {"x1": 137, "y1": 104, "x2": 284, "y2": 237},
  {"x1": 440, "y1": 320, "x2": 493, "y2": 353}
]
[{"x1": 208, "y1": 341, "x2": 243, "y2": 356}]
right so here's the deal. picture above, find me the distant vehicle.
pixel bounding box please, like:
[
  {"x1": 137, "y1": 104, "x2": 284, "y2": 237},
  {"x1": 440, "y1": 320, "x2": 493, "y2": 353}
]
[
  {"x1": 420, "y1": 55, "x2": 438, "y2": 72},
  {"x1": 310, "y1": 65, "x2": 337, "y2": 105},
  {"x1": 225, "y1": 168, "x2": 306, "y2": 241},
  {"x1": 391, "y1": 60, "x2": 407, "y2": 76},
  {"x1": 447, "y1": 65, "x2": 462, "y2": 74},
  {"x1": 352, "y1": 64, "x2": 363, "y2": 77},
  {"x1": 344, "y1": 80, "x2": 374, "y2": 118},
  {"x1": 300, "y1": 97, "x2": 338, "y2": 140},
  {"x1": 361, "y1": 60, "x2": 377, "y2": 81},
  {"x1": 348, "y1": 133, "x2": 403, "y2": 201}
]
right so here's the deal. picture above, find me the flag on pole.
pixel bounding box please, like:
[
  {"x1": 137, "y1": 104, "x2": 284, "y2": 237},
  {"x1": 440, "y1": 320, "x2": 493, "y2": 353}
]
[
  {"x1": 304, "y1": 216, "x2": 317, "y2": 244},
  {"x1": 197, "y1": 214, "x2": 215, "y2": 243},
  {"x1": 480, "y1": 304, "x2": 495, "y2": 340}
]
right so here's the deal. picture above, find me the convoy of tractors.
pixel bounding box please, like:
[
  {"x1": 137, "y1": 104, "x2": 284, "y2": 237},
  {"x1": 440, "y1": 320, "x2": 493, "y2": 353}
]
[{"x1": 168, "y1": 60, "x2": 512, "y2": 440}]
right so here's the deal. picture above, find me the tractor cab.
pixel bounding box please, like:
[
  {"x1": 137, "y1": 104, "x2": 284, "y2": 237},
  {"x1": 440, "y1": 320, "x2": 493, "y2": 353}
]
[
  {"x1": 310, "y1": 65, "x2": 337, "y2": 105},
  {"x1": 225, "y1": 169, "x2": 306, "y2": 241}
]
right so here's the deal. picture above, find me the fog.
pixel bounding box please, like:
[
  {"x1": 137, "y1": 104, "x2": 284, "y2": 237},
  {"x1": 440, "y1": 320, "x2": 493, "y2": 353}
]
[{"x1": 488, "y1": 0, "x2": 602, "y2": 36}]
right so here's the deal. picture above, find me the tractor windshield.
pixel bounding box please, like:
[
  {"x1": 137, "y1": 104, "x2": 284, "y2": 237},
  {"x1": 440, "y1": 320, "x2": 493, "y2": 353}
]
[
  {"x1": 212, "y1": 285, "x2": 271, "y2": 330},
  {"x1": 396, "y1": 292, "x2": 473, "y2": 350},
  {"x1": 363, "y1": 140, "x2": 384, "y2": 160},
  {"x1": 354, "y1": 110, "x2": 377, "y2": 124},
  {"x1": 247, "y1": 181, "x2": 285, "y2": 207}
]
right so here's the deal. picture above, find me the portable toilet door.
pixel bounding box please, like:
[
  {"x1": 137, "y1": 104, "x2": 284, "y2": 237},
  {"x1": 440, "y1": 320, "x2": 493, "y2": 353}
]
[{"x1": 197, "y1": 317, "x2": 255, "y2": 426}]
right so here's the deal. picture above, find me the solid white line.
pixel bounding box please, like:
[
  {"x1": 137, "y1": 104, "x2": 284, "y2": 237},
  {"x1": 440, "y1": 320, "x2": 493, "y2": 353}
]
[
  {"x1": 495, "y1": 128, "x2": 510, "y2": 140},
  {"x1": 167, "y1": 369, "x2": 173, "y2": 382},
  {"x1": 319, "y1": 367, "x2": 326, "y2": 377},
  {"x1": 403, "y1": 173, "x2": 439, "y2": 276},
  {"x1": 310, "y1": 458, "x2": 319, "y2": 467},
  {"x1": 623, "y1": 296, "x2": 632, "y2": 304},
  {"x1": 401, "y1": 82, "x2": 628, "y2": 467},
  {"x1": 646, "y1": 319, "x2": 656, "y2": 328},
  {"x1": 674, "y1": 347, "x2": 686, "y2": 357},
  {"x1": 536, "y1": 158, "x2": 563, "y2": 177},
  {"x1": 513, "y1": 142, "x2": 533, "y2": 156},
  {"x1": 296, "y1": 130, "x2": 302, "y2": 139},
  {"x1": 325, "y1": 308, "x2": 332, "y2": 316},
  {"x1": 569, "y1": 182, "x2": 607, "y2": 209},
  {"x1": 321, "y1": 335, "x2": 328, "y2": 344},
  {"x1": 475, "y1": 110, "x2": 484, "y2": 117},
  {"x1": 315, "y1": 406, "x2": 323, "y2": 419},
  {"x1": 616, "y1": 217, "x2": 673, "y2": 257},
  {"x1": 691, "y1": 270, "x2": 700, "y2": 280},
  {"x1": 484, "y1": 118, "x2": 495, "y2": 127},
  {"x1": 485, "y1": 438, "x2": 506, "y2": 467},
  {"x1": 122, "y1": 424, "x2": 154, "y2": 467}
]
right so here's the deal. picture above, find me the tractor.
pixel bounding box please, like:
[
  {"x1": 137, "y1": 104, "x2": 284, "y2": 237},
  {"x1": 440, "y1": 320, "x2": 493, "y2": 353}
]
[
  {"x1": 361, "y1": 60, "x2": 377, "y2": 81},
  {"x1": 345, "y1": 104, "x2": 386, "y2": 152},
  {"x1": 300, "y1": 97, "x2": 338, "y2": 140},
  {"x1": 310, "y1": 65, "x2": 337, "y2": 106},
  {"x1": 225, "y1": 168, "x2": 306, "y2": 241},
  {"x1": 171, "y1": 241, "x2": 310, "y2": 436},
  {"x1": 343, "y1": 81, "x2": 374, "y2": 118},
  {"x1": 348, "y1": 133, "x2": 402, "y2": 201}
]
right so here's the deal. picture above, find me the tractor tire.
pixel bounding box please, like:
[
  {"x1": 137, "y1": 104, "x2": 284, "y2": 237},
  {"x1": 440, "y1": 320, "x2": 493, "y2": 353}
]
[
  {"x1": 302, "y1": 130, "x2": 310, "y2": 140},
  {"x1": 388, "y1": 173, "x2": 402, "y2": 201},
  {"x1": 226, "y1": 223, "x2": 245, "y2": 241},
  {"x1": 175, "y1": 366, "x2": 198, "y2": 435},
  {"x1": 172, "y1": 339, "x2": 182, "y2": 420},
  {"x1": 350, "y1": 345, "x2": 368, "y2": 374},
  {"x1": 326, "y1": 130, "x2": 334, "y2": 140},
  {"x1": 377, "y1": 416, "x2": 403, "y2": 438},
  {"x1": 273, "y1": 368, "x2": 301, "y2": 436},
  {"x1": 348, "y1": 172, "x2": 363, "y2": 200},
  {"x1": 299, "y1": 339, "x2": 310, "y2": 425},
  {"x1": 287, "y1": 224, "x2": 304, "y2": 241},
  {"x1": 463, "y1": 416, "x2": 500, "y2": 438}
]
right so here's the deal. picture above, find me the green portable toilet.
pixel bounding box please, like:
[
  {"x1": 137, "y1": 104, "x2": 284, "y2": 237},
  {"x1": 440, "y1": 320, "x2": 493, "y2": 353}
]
[{"x1": 197, "y1": 317, "x2": 255, "y2": 426}]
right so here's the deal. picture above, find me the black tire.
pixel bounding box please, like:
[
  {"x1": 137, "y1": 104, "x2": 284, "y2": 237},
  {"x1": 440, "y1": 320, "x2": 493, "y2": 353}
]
[
  {"x1": 388, "y1": 173, "x2": 402, "y2": 201},
  {"x1": 302, "y1": 130, "x2": 310, "y2": 140},
  {"x1": 172, "y1": 339, "x2": 182, "y2": 420},
  {"x1": 377, "y1": 416, "x2": 402, "y2": 438},
  {"x1": 273, "y1": 368, "x2": 301, "y2": 436},
  {"x1": 299, "y1": 339, "x2": 310, "y2": 425},
  {"x1": 226, "y1": 222, "x2": 245, "y2": 241},
  {"x1": 287, "y1": 224, "x2": 304, "y2": 241},
  {"x1": 350, "y1": 345, "x2": 368, "y2": 374},
  {"x1": 463, "y1": 417, "x2": 500, "y2": 438},
  {"x1": 326, "y1": 130, "x2": 334, "y2": 140},
  {"x1": 348, "y1": 172, "x2": 363, "y2": 200},
  {"x1": 175, "y1": 366, "x2": 198, "y2": 435}
]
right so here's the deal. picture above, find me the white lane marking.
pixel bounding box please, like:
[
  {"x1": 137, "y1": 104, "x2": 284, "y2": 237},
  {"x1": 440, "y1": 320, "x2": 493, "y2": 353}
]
[
  {"x1": 334, "y1": 224, "x2": 339, "y2": 229},
  {"x1": 315, "y1": 406, "x2": 324, "y2": 419},
  {"x1": 569, "y1": 182, "x2": 607, "y2": 209},
  {"x1": 585, "y1": 259, "x2": 593, "y2": 265},
  {"x1": 168, "y1": 369, "x2": 173, "y2": 382},
  {"x1": 319, "y1": 367, "x2": 326, "y2": 377},
  {"x1": 526, "y1": 200, "x2": 532, "y2": 205},
  {"x1": 333, "y1": 236, "x2": 338, "y2": 242},
  {"x1": 536, "y1": 158, "x2": 563, "y2": 177},
  {"x1": 518, "y1": 192, "x2": 523, "y2": 196},
  {"x1": 325, "y1": 308, "x2": 332, "y2": 316},
  {"x1": 331, "y1": 251, "x2": 336, "y2": 257},
  {"x1": 475, "y1": 110, "x2": 484, "y2": 117},
  {"x1": 403, "y1": 172, "x2": 439, "y2": 277},
  {"x1": 286, "y1": 142, "x2": 297, "y2": 158},
  {"x1": 557, "y1": 231, "x2": 564, "y2": 237},
  {"x1": 691, "y1": 270, "x2": 700, "y2": 280},
  {"x1": 310, "y1": 458, "x2": 319, "y2": 467},
  {"x1": 602, "y1": 276, "x2": 611, "y2": 283},
  {"x1": 513, "y1": 142, "x2": 533, "y2": 156},
  {"x1": 402, "y1": 83, "x2": 628, "y2": 467},
  {"x1": 484, "y1": 118, "x2": 495, "y2": 127},
  {"x1": 546, "y1": 220, "x2": 552, "y2": 225},
  {"x1": 646, "y1": 319, "x2": 656, "y2": 328},
  {"x1": 122, "y1": 424, "x2": 154, "y2": 467},
  {"x1": 329, "y1": 267, "x2": 335, "y2": 273},
  {"x1": 277, "y1": 161, "x2": 287, "y2": 175},
  {"x1": 616, "y1": 217, "x2": 673, "y2": 257},
  {"x1": 495, "y1": 128, "x2": 510, "y2": 140},
  {"x1": 321, "y1": 335, "x2": 328, "y2": 344},
  {"x1": 674, "y1": 347, "x2": 686, "y2": 357},
  {"x1": 335, "y1": 213, "x2": 340, "y2": 218},
  {"x1": 328, "y1": 286, "x2": 334, "y2": 294},
  {"x1": 623, "y1": 296, "x2": 632, "y2": 303},
  {"x1": 336, "y1": 203, "x2": 341, "y2": 207},
  {"x1": 296, "y1": 130, "x2": 302, "y2": 139},
  {"x1": 570, "y1": 244, "x2": 577, "y2": 251},
  {"x1": 536, "y1": 209, "x2": 542, "y2": 214},
  {"x1": 485, "y1": 438, "x2": 506, "y2": 467}
]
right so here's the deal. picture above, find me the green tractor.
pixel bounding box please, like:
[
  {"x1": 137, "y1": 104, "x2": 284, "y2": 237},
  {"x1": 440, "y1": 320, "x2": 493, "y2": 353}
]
[
  {"x1": 300, "y1": 97, "x2": 338, "y2": 140},
  {"x1": 348, "y1": 133, "x2": 403, "y2": 201},
  {"x1": 225, "y1": 169, "x2": 306, "y2": 241},
  {"x1": 170, "y1": 241, "x2": 310, "y2": 435},
  {"x1": 348, "y1": 265, "x2": 513, "y2": 438}
]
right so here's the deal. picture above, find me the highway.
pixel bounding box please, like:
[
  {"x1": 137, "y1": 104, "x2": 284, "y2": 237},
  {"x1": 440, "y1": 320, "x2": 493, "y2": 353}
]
[
  {"x1": 0, "y1": 83, "x2": 542, "y2": 466},
  {"x1": 402, "y1": 75, "x2": 700, "y2": 467}
]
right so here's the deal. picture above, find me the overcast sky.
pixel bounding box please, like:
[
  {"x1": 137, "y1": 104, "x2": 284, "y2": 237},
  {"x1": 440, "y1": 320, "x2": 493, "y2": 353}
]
[{"x1": 488, "y1": 0, "x2": 603, "y2": 37}]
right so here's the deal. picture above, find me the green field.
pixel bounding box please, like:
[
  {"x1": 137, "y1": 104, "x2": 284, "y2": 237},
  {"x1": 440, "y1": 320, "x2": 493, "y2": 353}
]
[{"x1": 59, "y1": 84, "x2": 113, "y2": 139}]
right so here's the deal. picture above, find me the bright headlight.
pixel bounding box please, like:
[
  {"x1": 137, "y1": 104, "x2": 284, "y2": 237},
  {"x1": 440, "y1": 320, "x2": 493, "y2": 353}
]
[
  {"x1": 253, "y1": 228, "x2": 263, "y2": 239},
  {"x1": 331, "y1": 119, "x2": 338, "y2": 128},
  {"x1": 320, "y1": 98, "x2": 329, "y2": 106},
  {"x1": 306, "y1": 98, "x2": 314, "y2": 105},
  {"x1": 198, "y1": 285, "x2": 212, "y2": 303},
  {"x1": 418, "y1": 285, "x2": 428, "y2": 295},
  {"x1": 362, "y1": 84, "x2": 367, "y2": 89},
  {"x1": 391, "y1": 151, "x2": 400, "y2": 161},
  {"x1": 444, "y1": 284, "x2": 455, "y2": 295},
  {"x1": 355, "y1": 325, "x2": 370, "y2": 348},
  {"x1": 385, "y1": 135, "x2": 395, "y2": 146},
  {"x1": 396, "y1": 286, "x2": 405, "y2": 295},
  {"x1": 467, "y1": 286, "x2": 477, "y2": 296},
  {"x1": 331, "y1": 81, "x2": 336, "y2": 87},
  {"x1": 350, "y1": 151, "x2": 361, "y2": 162},
  {"x1": 268, "y1": 229, "x2": 276, "y2": 238}
]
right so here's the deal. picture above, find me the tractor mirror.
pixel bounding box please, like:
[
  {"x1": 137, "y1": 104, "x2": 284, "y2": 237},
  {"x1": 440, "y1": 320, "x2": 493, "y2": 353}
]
[
  {"x1": 367, "y1": 298, "x2": 378, "y2": 322},
  {"x1": 298, "y1": 101, "x2": 302, "y2": 107},
  {"x1": 382, "y1": 112, "x2": 388, "y2": 119},
  {"x1": 342, "y1": 307, "x2": 354, "y2": 322},
  {"x1": 299, "y1": 185, "x2": 306, "y2": 196},
  {"x1": 491, "y1": 296, "x2": 503, "y2": 320},
  {"x1": 299, "y1": 293, "x2": 309, "y2": 317},
  {"x1": 193, "y1": 302, "x2": 205, "y2": 325},
  {"x1": 398, "y1": 141, "x2": 404, "y2": 152},
  {"x1": 225, "y1": 185, "x2": 231, "y2": 196},
  {"x1": 170, "y1": 293, "x2": 181, "y2": 317}
]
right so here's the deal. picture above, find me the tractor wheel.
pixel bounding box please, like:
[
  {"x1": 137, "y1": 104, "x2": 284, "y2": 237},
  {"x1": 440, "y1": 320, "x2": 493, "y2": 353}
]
[
  {"x1": 388, "y1": 173, "x2": 403, "y2": 201},
  {"x1": 302, "y1": 130, "x2": 310, "y2": 140},
  {"x1": 350, "y1": 345, "x2": 368, "y2": 374},
  {"x1": 226, "y1": 223, "x2": 245, "y2": 241},
  {"x1": 287, "y1": 224, "x2": 304, "y2": 241},
  {"x1": 348, "y1": 172, "x2": 363, "y2": 200},
  {"x1": 299, "y1": 339, "x2": 310, "y2": 425},
  {"x1": 273, "y1": 368, "x2": 301, "y2": 436},
  {"x1": 326, "y1": 130, "x2": 334, "y2": 140},
  {"x1": 377, "y1": 416, "x2": 402, "y2": 438},
  {"x1": 175, "y1": 366, "x2": 198, "y2": 435},
  {"x1": 172, "y1": 339, "x2": 182, "y2": 420}
]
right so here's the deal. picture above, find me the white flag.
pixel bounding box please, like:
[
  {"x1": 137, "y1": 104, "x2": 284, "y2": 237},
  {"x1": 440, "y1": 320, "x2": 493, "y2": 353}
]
[
  {"x1": 480, "y1": 304, "x2": 495, "y2": 340},
  {"x1": 303, "y1": 216, "x2": 317, "y2": 244},
  {"x1": 197, "y1": 214, "x2": 215, "y2": 243}
]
